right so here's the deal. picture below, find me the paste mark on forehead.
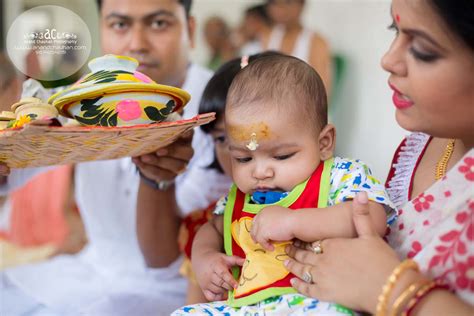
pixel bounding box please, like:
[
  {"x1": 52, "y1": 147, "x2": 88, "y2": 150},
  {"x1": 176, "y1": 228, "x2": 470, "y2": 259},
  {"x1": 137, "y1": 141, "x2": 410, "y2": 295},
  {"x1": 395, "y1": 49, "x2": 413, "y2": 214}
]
[
  {"x1": 395, "y1": 13, "x2": 400, "y2": 23},
  {"x1": 228, "y1": 123, "x2": 270, "y2": 143}
]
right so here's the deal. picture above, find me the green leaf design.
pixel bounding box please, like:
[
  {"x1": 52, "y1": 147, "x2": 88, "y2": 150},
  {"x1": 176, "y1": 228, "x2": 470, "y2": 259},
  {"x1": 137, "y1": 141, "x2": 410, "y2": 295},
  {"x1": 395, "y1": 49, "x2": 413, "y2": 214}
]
[
  {"x1": 75, "y1": 98, "x2": 117, "y2": 126},
  {"x1": 144, "y1": 106, "x2": 164, "y2": 122},
  {"x1": 80, "y1": 97, "x2": 102, "y2": 112},
  {"x1": 81, "y1": 70, "x2": 132, "y2": 84},
  {"x1": 160, "y1": 100, "x2": 175, "y2": 116},
  {"x1": 108, "y1": 113, "x2": 118, "y2": 126}
]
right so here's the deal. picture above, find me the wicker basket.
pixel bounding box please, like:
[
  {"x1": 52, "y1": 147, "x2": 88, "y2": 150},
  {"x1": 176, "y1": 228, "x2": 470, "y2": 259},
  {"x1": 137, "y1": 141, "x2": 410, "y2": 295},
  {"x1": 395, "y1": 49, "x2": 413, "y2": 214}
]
[{"x1": 0, "y1": 113, "x2": 214, "y2": 168}]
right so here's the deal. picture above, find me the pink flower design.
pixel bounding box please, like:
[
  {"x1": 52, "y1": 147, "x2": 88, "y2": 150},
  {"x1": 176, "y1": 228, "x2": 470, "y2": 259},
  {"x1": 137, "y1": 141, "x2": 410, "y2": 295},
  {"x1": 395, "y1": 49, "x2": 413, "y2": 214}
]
[
  {"x1": 116, "y1": 100, "x2": 142, "y2": 121},
  {"x1": 412, "y1": 193, "x2": 434, "y2": 212},
  {"x1": 133, "y1": 71, "x2": 153, "y2": 83},
  {"x1": 458, "y1": 157, "x2": 474, "y2": 181},
  {"x1": 408, "y1": 241, "x2": 422, "y2": 258},
  {"x1": 455, "y1": 256, "x2": 474, "y2": 291}
]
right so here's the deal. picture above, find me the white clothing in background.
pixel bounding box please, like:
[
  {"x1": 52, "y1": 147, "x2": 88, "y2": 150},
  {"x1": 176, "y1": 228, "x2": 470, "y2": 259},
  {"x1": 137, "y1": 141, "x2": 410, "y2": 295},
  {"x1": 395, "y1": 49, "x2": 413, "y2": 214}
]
[
  {"x1": 0, "y1": 63, "x2": 232, "y2": 316},
  {"x1": 267, "y1": 24, "x2": 313, "y2": 63}
]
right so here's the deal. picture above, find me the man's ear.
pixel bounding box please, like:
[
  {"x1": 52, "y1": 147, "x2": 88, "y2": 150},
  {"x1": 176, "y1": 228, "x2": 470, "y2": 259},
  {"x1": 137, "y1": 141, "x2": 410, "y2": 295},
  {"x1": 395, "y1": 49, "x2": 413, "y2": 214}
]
[
  {"x1": 187, "y1": 16, "x2": 196, "y2": 49},
  {"x1": 318, "y1": 124, "x2": 336, "y2": 161}
]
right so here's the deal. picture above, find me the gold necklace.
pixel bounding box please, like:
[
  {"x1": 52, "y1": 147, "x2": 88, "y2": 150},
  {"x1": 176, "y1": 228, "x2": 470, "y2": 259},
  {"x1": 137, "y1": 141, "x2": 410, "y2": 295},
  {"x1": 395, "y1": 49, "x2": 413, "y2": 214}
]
[{"x1": 435, "y1": 139, "x2": 455, "y2": 180}]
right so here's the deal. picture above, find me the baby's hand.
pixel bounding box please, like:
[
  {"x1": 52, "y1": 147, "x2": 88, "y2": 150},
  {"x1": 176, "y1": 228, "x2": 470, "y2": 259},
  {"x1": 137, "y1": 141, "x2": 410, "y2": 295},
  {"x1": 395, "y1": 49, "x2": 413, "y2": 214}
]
[
  {"x1": 193, "y1": 251, "x2": 244, "y2": 301},
  {"x1": 251, "y1": 205, "x2": 295, "y2": 251}
]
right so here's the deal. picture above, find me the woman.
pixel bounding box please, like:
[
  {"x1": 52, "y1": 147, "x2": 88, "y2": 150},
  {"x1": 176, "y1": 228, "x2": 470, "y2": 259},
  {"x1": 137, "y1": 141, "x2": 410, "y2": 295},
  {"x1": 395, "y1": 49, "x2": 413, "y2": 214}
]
[
  {"x1": 285, "y1": 0, "x2": 474, "y2": 315},
  {"x1": 263, "y1": 0, "x2": 332, "y2": 94}
]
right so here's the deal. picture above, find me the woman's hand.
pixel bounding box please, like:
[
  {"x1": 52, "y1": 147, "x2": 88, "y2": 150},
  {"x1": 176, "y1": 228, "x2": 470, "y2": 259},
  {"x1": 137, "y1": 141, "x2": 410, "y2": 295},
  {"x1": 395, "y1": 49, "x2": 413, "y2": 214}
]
[{"x1": 284, "y1": 192, "x2": 401, "y2": 313}]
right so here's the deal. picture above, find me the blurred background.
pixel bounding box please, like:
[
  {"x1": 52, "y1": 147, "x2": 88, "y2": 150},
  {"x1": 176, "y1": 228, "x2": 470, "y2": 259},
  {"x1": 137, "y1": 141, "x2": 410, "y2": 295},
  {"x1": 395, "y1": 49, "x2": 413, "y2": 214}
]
[{"x1": 0, "y1": 0, "x2": 405, "y2": 267}]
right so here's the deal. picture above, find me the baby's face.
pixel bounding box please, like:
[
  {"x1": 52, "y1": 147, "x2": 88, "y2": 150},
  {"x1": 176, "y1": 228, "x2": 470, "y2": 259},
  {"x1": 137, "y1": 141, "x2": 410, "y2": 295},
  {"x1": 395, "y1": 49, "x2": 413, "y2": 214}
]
[{"x1": 226, "y1": 107, "x2": 322, "y2": 194}]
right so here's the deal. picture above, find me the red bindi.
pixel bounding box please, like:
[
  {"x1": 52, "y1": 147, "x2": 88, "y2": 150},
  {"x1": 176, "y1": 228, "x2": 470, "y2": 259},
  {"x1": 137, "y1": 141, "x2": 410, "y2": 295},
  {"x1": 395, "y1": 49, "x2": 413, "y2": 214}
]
[{"x1": 395, "y1": 14, "x2": 400, "y2": 23}]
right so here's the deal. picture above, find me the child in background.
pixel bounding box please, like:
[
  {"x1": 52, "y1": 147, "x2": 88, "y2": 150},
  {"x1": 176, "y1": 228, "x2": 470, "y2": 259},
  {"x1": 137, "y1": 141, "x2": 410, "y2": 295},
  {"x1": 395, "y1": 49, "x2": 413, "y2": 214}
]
[{"x1": 174, "y1": 54, "x2": 395, "y2": 314}]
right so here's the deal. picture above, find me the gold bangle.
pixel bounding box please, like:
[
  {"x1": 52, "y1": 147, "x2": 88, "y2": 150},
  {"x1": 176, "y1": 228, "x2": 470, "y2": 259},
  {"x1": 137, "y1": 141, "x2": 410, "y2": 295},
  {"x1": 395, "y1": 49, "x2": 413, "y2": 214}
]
[
  {"x1": 402, "y1": 280, "x2": 440, "y2": 316},
  {"x1": 389, "y1": 279, "x2": 431, "y2": 316},
  {"x1": 376, "y1": 259, "x2": 420, "y2": 316}
]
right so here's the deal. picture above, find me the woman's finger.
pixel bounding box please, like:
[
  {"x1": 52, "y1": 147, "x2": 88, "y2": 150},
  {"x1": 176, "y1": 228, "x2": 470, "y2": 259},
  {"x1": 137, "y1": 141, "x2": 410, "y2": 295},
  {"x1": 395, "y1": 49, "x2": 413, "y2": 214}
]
[
  {"x1": 286, "y1": 244, "x2": 319, "y2": 265},
  {"x1": 284, "y1": 258, "x2": 316, "y2": 282},
  {"x1": 290, "y1": 277, "x2": 321, "y2": 299},
  {"x1": 352, "y1": 192, "x2": 379, "y2": 237}
]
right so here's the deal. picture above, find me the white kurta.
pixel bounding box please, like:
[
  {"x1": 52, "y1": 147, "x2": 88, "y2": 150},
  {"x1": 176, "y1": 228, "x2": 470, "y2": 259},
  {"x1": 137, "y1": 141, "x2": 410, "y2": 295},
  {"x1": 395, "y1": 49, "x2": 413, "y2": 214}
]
[{"x1": 0, "y1": 64, "x2": 232, "y2": 316}]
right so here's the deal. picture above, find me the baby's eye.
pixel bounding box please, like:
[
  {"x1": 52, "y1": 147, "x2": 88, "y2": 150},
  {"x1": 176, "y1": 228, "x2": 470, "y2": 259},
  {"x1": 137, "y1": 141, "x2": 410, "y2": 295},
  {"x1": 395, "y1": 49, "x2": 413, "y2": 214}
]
[
  {"x1": 254, "y1": 248, "x2": 266, "y2": 254},
  {"x1": 274, "y1": 153, "x2": 295, "y2": 160},
  {"x1": 235, "y1": 157, "x2": 252, "y2": 163},
  {"x1": 214, "y1": 136, "x2": 226, "y2": 144}
]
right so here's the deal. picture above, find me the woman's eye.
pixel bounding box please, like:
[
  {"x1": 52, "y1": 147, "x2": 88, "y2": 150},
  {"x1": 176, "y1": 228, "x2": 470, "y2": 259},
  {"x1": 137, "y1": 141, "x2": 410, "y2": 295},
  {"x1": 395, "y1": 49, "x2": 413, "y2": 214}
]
[
  {"x1": 274, "y1": 153, "x2": 294, "y2": 160},
  {"x1": 235, "y1": 157, "x2": 252, "y2": 163},
  {"x1": 409, "y1": 47, "x2": 439, "y2": 63}
]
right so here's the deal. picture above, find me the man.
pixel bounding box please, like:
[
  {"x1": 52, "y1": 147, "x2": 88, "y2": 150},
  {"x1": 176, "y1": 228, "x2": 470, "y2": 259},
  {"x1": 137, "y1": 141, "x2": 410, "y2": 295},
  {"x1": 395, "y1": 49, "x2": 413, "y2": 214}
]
[{"x1": 0, "y1": 1, "x2": 230, "y2": 315}]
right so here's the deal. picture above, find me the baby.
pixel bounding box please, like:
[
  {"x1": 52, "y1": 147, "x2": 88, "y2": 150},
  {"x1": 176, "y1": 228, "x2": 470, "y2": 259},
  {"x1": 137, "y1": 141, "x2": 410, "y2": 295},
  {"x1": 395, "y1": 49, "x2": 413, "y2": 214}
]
[{"x1": 173, "y1": 53, "x2": 394, "y2": 315}]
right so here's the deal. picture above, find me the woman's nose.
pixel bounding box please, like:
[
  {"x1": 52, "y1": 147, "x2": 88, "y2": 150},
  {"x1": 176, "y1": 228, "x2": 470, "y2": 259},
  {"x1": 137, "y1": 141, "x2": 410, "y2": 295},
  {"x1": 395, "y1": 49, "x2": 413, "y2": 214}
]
[{"x1": 381, "y1": 37, "x2": 407, "y2": 77}]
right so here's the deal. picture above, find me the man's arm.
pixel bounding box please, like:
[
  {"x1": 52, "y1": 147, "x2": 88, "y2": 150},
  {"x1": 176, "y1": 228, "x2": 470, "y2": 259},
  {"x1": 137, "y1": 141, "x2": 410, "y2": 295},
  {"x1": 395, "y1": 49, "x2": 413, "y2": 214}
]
[{"x1": 134, "y1": 131, "x2": 194, "y2": 267}]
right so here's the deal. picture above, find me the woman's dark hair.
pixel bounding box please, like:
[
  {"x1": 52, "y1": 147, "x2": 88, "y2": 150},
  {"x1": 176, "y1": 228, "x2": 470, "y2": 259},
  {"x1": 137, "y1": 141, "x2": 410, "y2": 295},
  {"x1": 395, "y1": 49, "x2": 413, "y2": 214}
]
[
  {"x1": 245, "y1": 4, "x2": 272, "y2": 26},
  {"x1": 96, "y1": 0, "x2": 193, "y2": 17},
  {"x1": 199, "y1": 51, "x2": 283, "y2": 173},
  {"x1": 429, "y1": 0, "x2": 474, "y2": 50}
]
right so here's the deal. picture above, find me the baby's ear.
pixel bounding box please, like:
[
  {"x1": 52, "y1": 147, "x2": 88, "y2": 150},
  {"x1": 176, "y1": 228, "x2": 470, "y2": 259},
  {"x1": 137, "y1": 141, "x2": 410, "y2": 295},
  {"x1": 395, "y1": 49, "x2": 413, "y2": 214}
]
[{"x1": 318, "y1": 124, "x2": 336, "y2": 161}]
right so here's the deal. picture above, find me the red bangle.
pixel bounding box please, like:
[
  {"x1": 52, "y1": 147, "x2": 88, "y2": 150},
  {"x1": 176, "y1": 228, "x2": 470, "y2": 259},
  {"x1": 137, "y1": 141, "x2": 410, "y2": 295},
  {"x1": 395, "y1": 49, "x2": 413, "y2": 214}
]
[{"x1": 403, "y1": 280, "x2": 450, "y2": 316}]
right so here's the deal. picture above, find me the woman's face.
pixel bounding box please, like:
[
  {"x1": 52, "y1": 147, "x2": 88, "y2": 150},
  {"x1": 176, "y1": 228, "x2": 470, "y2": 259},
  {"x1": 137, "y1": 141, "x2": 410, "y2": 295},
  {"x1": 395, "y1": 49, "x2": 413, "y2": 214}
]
[
  {"x1": 382, "y1": 0, "x2": 474, "y2": 143},
  {"x1": 267, "y1": 0, "x2": 303, "y2": 26},
  {"x1": 209, "y1": 116, "x2": 232, "y2": 177}
]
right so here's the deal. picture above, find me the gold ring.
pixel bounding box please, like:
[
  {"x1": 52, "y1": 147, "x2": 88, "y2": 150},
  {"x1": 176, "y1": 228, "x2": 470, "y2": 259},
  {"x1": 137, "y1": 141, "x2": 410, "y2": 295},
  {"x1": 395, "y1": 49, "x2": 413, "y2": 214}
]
[{"x1": 302, "y1": 270, "x2": 313, "y2": 284}]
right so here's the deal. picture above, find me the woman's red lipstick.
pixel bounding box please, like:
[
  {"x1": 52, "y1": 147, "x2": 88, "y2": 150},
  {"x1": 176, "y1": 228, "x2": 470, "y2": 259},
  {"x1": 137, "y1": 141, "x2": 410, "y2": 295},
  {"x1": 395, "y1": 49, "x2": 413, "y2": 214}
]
[{"x1": 389, "y1": 83, "x2": 414, "y2": 109}]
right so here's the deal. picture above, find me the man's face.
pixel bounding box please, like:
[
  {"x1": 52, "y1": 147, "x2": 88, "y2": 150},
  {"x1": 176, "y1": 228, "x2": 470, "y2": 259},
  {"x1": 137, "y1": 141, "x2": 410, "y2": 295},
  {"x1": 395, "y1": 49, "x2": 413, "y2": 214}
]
[{"x1": 100, "y1": 0, "x2": 194, "y2": 87}]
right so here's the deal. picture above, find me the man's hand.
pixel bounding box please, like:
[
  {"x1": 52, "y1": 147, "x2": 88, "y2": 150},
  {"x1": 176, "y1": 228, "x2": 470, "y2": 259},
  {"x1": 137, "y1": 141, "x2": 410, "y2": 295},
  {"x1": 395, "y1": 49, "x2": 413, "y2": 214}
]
[{"x1": 132, "y1": 130, "x2": 194, "y2": 182}]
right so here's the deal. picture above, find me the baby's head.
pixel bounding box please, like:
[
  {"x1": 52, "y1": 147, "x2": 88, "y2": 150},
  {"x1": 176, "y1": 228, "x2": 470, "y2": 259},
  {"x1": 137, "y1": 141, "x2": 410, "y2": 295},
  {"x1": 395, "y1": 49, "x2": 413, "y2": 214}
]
[{"x1": 225, "y1": 53, "x2": 335, "y2": 194}]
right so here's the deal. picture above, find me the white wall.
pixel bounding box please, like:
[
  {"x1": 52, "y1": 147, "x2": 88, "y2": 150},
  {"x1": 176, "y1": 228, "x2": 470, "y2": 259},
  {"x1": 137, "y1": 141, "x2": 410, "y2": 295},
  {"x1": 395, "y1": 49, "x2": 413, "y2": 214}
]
[{"x1": 192, "y1": 0, "x2": 406, "y2": 180}]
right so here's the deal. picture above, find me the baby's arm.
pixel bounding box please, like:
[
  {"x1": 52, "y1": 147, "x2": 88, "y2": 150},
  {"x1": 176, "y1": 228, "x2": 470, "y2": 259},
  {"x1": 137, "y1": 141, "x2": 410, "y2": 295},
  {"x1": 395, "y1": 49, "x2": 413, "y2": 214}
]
[
  {"x1": 252, "y1": 158, "x2": 393, "y2": 250},
  {"x1": 251, "y1": 201, "x2": 387, "y2": 250},
  {"x1": 192, "y1": 215, "x2": 244, "y2": 301},
  {"x1": 289, "y1": 200, "x2": 387, "y2": 240}
]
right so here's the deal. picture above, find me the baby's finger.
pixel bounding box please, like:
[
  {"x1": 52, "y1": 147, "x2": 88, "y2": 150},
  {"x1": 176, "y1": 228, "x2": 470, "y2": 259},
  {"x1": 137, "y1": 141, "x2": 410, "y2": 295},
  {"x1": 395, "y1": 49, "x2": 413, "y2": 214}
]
[
  {"x1": 208, "y1": 277, "x2": 228, "y2": 293},
  {"x1": 223, "y1": 255, "x2": 245, "y2": 267},
  {"x1": 203, "y1": 289, "x2": 224, "y2": 302},
  {"x1": 259, "y1": 238, "x2": 275, "y2": 252},
  {"x1": 221, "y1": 269, "x2": 239, "y2": 289}
]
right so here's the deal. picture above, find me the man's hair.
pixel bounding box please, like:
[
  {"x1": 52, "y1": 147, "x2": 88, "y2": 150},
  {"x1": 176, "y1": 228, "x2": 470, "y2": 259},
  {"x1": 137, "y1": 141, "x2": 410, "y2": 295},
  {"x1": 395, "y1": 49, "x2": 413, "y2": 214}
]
[
  {"x1": 227, "y1": 53, "x2": 328, "y2": 133},
  {"x1": 96, "y1": 0, "x2": 193, "y2": 17}
]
